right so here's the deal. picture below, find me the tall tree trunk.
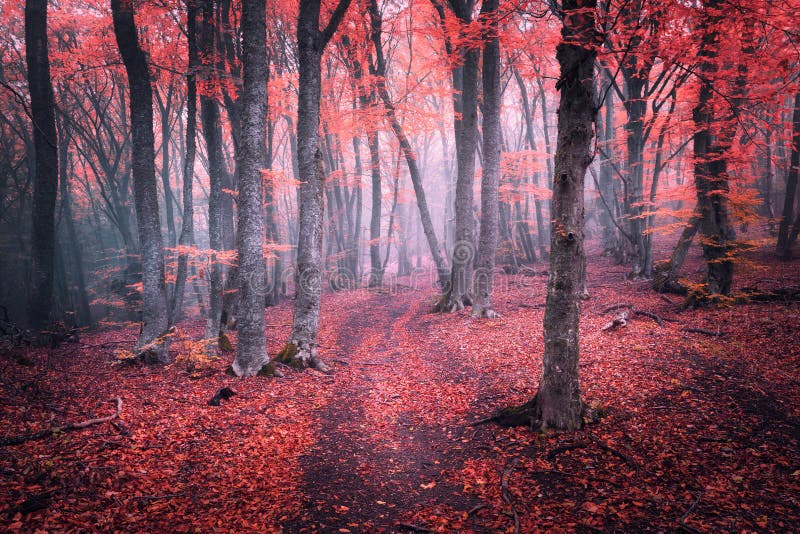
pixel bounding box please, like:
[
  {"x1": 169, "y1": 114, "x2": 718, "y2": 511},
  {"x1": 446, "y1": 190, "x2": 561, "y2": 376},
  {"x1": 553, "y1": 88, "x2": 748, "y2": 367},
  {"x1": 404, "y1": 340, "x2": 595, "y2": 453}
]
[
  {"x1": 200, "y1": 0, "x2": 226, "y2": 351},
  {"x1": 158, "y1": 86, "x2": 177, "y2": 248},
  {"x1": 111, "y1": 0, "x2": 171, "y2": 362},
  {"x1": 367, "y1": 128, "x2": 383, "y2": 286},
  {"x1": 438, "y1": 0, "x2": 479, "y2": 312},
  {"x1": 276, "y1": 0, "x2": 351, "y2": 372},
  {"x1": 498, "y1": 0, "x2": 597, "y2": 431},
  {"x1": 776, "y1": 92, "x2": 800, "y2": 260},
  {"x1": 59, "y1": 128, "x2": 91, "y2": 326},
  {"x1": 232, "y1": 0, "x2": 269, "y2": 377},
  {"x1": 692, "y1": 0, "x2": 734, "y2": 297},
  {"x1": 26, "y1": 0, "x2": 59, "y2": 331},
  {"x1": 472, "y1": 0, "x2": 500, "y2": 318},
  {"x1": 170, "y1": 0, "x2": 198, "y2": 324}
]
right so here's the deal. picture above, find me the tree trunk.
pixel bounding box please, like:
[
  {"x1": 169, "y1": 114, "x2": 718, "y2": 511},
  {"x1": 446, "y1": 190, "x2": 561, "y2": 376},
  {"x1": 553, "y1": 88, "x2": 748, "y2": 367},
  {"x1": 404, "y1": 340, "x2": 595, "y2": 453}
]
[
  {"x1": 652, "y1": 211, "x2": 699, "y2": 294},
  {"x1": 112, "y1": 0, "x2": 171, "y2": 362},
  {"x1": 59, "y1": 127, "x2": 91, "y2": 326},
  {"x1": 439, "y1": 1, "x2": 479, "y2": 312},
  {"x1": 692, "y1": 0, "x2": 734, "y2": 297},
  {"x1": 200, "y1": 0, "x2": 226, "y2": 351},
  {"x1": 170, "y1": 0, "x2": 198, "y2": 324},
  {"x1": 472, "y1": 0, "x2": 500, "y2": 319},
  {"x1": 26, "y1": 0, "x2": 59, "y2": 331},
  {"x1": 277, "y1": 0, "x2": 351, "y2": 372},
  {"x1": 232, "y1": 0, "x2": 269, "y2": 377},
  {"x1": 367, "y1": 129, "x2": 383, "y2": 286},
  {"x1": 776, "y1": 91, "x2": 800, "y2": 260},
  {"x1": 498, "y1": 0, "x2": 597, "y2": 431}
]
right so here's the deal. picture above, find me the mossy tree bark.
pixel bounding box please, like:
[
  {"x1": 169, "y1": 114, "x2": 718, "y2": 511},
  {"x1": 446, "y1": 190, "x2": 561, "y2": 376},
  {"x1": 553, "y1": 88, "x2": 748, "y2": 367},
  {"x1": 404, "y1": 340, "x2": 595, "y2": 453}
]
[
  {"x1": 280, "y1": 0, "x2": 352, "y2": 372},
  {"x1": 200, "y1": 0, "x2": 226, "y2": 354}
]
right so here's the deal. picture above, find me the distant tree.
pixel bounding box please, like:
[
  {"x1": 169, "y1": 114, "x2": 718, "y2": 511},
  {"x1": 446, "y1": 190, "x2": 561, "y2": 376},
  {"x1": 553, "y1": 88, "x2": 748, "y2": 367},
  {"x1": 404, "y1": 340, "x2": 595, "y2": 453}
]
[
  {"x1": 199, "y1": 0, "x2": 227, "y2": 353},
  {"x1": 111, "y1": 0, "x2": 171, "y2": 362},
  {"x1": 496, "y1": 0, "x2": 598, "y2": 431},
  {"x1": 25, "y1": 0, "x2": 59, "y2": 331},
  {"x1": 170, "y1": 0, "x2": 199, "y2": 324},
  {"x1": 274, "y1": 0, "x2": 352, "y2": 372},
  {"x1": 231, "y1": 0, "x2": 269, "y2": 376}
]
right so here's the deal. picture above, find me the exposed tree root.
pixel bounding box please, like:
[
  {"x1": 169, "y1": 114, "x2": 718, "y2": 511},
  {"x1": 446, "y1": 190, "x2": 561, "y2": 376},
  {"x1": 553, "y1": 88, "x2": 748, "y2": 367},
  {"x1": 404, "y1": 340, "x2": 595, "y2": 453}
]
[
  {"x1": 1, "y1": 398, "x2": 122, "y2": 447},
  {"x1": 273, "y1": 341, "x2": 330, "y2": 373},
  {"x1": 600, "y1": 304, "x2": 675, "y2": 330},
  {"x1": 471, "y1": 306, "x2": 499, "y2": 319},
  {"x1": 472, "y1": 397, "x2": 606, "y2": 430},
  {"x1": 433, "y1": 288, "x2": 472, "y2": 313}
]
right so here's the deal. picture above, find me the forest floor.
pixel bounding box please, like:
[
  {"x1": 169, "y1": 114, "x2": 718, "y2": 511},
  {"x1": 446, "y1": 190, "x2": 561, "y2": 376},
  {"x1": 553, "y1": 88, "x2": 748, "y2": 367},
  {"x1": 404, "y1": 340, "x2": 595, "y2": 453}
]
[{"x1": 1, "y1": 242, "x2": 799, "y2": 532}]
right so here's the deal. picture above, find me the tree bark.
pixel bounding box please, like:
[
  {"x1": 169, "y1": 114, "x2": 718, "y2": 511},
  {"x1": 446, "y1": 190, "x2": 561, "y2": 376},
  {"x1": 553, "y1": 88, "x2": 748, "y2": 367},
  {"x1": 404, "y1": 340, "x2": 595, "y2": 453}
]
[
  {"x1": 26, "y1": 0, "x2": 59, "y2": 331},
  {"x1": 776, "y1": 92, "x2": 800, "y2": 259},
  {"x1": 200, "y1": 0, "x2": 226, "y2": 351},
  {"x1": 692, "y1": 0, "x2": 734, "y2": 296},
  {"x1": 232, "y1": 0, "x2": 269, "y2": 377},
  {"x1": 278, "y1": 0, "x2": 352, "y2": 372},
  {"x1": 498, "y1": 0, "x2": 597, "y2": 431},
  {"x1": 170, "y1": 0, "x2": 198, "y2": 324},
  {"x1": 111, "y1": 0, "x2": 171, "y2": 362},
  {"x1": 472, "y1": 0, "x2": 500, "y2": 318},
  {"x1": 438, "y1": 0, "x2": 479, "y2": 312}
]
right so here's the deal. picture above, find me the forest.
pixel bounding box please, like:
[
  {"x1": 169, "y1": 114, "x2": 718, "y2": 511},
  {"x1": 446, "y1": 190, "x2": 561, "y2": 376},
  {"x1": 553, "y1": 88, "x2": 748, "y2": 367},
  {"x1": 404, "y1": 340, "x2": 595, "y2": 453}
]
[{"x1": 1, "y1": 0, "x2": 799, "y2": 530}]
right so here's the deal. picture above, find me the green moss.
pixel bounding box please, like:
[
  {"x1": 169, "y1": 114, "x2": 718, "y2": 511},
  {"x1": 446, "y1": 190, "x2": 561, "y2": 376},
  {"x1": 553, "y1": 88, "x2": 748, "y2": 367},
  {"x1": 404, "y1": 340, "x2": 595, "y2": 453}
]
[
  {"x1": 273, "y1": 342, "x2": 304, "y2": 369},
  {"x1": 218, "y1": 333, "x2": 234, "y2": 352},
  {"x1": 257, "y1": 361, "x2": 278, "y2": 377}
]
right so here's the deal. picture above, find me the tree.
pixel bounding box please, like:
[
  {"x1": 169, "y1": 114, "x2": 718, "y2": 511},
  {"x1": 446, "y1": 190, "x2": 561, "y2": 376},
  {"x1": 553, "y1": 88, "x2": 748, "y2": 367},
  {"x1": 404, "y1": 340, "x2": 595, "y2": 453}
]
[
  {"x1": 111, "y1": 0, "x2": 171, "y2": 362},
  {"x1": 367, "y1": 0, "x2": 449, "y2": 288},
  {"x1": 472, "y1": 0, "x2": 500, "y2": 318},
  {"x1": 496, "y1": 0, "x2": 597, "y2": 431},
  {"x1": 691, "y1": 0, "x2": 734, "y2": 298},
  {"x1": 776, "y1": 91, "x2": 800, "y2": 260},
  {"x1": 25, "y1": 0, "x2": 59, "y2": 331},
  {"x1": 274, "y1": 0, "x2": 352, "y2": 372},
  {"x1": 434, "y1": 0, "x2": 480, "y2": 312},
  {"x1": 231, "y1": 0, "x2": 269, "y2": 376},
  {"x1": 200, "y1": 0, "x2": 228, "y2": 353},
  {"x1": 170, "y1": 0, "x2": 199, "y2": 324}
]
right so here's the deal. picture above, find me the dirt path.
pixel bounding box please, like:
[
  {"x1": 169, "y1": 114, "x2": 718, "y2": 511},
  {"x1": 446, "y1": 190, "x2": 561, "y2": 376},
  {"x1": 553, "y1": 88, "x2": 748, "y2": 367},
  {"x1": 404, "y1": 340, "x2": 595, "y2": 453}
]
[{"x1": 286, "y1": 289, "x2": 481, "y2": 532}]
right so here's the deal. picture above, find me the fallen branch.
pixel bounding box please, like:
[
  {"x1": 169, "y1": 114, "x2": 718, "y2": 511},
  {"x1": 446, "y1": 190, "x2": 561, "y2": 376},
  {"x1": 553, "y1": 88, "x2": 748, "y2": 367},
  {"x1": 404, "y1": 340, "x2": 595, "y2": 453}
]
[
  {"x1": 467, "y1": 503, "x2": 488, "y2": 516},
  {"x1": 1, "y1": 398, "x2": 122, "y2": 447},
  {"x1": 396, "y1": 523, "x2": 433, "y2": 533},
  {"x1": 547, "y1": 441, "x2": 588, "y2": 460},
  {"x1": 601, "y1": 305, "x2": 678, "y2": 330},
  {"x1": 588, "y1": 434, "x2": 637, "y2": 467},
  {"x1": 602, "y1": 309, "x2": 631, "y2": 331},
  {"x1": 682, "y1": 327, "x2": 724, "y2": 337},
  {"x1": 678, "y1": 493, "x2": 702, "y2": 534}
]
